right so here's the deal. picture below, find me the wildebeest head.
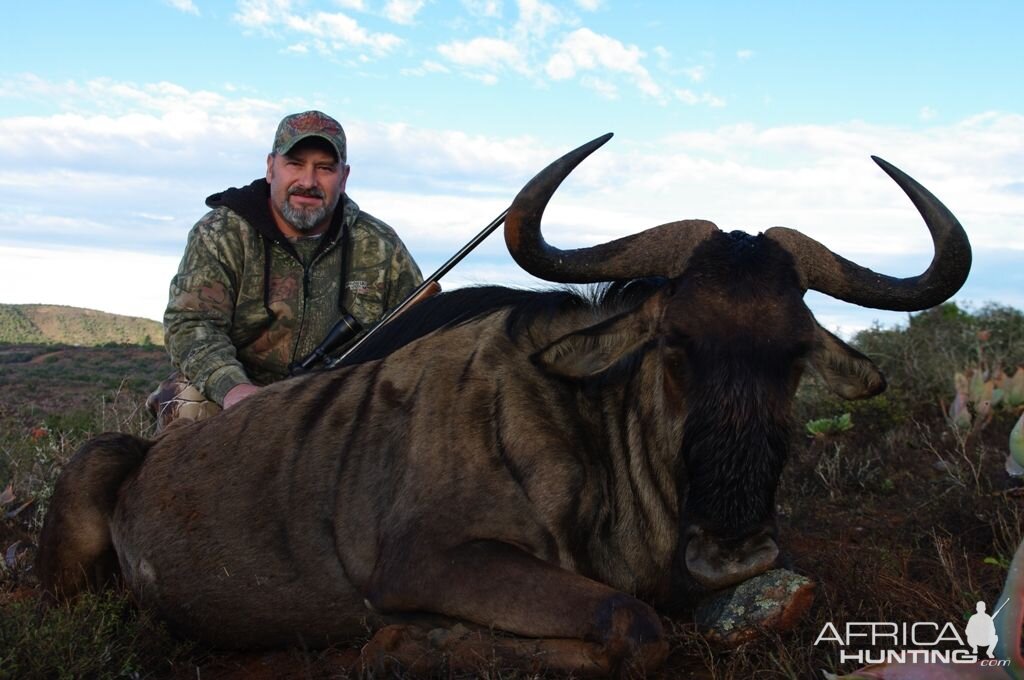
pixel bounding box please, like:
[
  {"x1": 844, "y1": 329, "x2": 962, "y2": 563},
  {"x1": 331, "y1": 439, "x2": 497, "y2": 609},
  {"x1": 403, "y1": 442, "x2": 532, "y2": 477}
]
[{"x1": 505, "y1": 134, "x2": 971, "y2": 590}]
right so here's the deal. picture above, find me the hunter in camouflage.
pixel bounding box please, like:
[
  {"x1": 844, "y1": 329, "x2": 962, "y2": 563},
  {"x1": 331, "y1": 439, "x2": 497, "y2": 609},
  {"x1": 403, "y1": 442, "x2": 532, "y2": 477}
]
[{"x1": 149, "y1": 111, "x2": 422, "y2": 429}]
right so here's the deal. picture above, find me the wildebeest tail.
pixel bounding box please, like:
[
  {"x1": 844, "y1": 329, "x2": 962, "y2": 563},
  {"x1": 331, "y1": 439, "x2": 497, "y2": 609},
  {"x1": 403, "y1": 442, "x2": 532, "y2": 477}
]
[{"x1": 36, "y1": 432, "x2": 152, "y2": 603}]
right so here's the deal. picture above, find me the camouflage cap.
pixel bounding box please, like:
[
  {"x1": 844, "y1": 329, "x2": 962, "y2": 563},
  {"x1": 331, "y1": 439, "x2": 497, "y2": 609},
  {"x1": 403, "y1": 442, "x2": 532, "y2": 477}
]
[{"x1": 272, "y1": 110, "x2": 347, "y2": 162}]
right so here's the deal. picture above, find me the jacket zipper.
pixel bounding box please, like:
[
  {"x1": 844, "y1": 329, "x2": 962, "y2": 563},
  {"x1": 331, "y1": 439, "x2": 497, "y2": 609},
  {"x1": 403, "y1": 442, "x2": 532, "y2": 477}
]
[{"x1": 287, "y1": 248, "x2": 313, "y2": 364}]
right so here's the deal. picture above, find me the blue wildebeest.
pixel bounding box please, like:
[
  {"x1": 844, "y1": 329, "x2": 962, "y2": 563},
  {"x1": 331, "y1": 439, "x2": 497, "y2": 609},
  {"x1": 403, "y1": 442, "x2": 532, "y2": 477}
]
[{"x1": 38, "y1": 134, "x2": 971, "y2": 676}]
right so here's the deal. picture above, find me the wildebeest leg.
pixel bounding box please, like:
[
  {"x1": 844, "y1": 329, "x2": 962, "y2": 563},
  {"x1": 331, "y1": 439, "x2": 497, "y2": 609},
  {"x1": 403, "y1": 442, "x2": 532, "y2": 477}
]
[
  {"x1": 362, "y1": 623, "x2": 660, "y2": 676},
  {"x1": 36, "y1": 433, "x2": 151, "y2": 603},
  {"x1": 366, "y1": 540, "x2": 668, "y2": 676}
]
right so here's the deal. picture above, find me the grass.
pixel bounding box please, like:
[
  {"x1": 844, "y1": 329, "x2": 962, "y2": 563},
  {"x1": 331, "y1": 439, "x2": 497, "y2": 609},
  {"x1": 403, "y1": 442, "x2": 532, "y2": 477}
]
[
  {"x1": 1, "y1": 302, "x2": 1023, "y2": 678},
  {"x1": 0, "y1": 343, "x2": 179, "y2": 679},
  {"x1": 0, "y1": 592, "x2": 191, "y2": 680}
]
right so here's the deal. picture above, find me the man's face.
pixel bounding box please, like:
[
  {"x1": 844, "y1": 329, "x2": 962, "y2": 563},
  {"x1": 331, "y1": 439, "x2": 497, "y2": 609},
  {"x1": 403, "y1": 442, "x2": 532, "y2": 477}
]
[{"x1": 266, "y1": 139, "x2": 350, "y2": 235}]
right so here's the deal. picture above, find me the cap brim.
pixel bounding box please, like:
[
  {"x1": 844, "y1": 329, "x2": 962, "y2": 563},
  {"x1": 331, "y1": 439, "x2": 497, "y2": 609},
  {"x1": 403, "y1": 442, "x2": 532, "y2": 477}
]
[{"x1": 275, "y1": 132, "x2": 344, "y2": 161}]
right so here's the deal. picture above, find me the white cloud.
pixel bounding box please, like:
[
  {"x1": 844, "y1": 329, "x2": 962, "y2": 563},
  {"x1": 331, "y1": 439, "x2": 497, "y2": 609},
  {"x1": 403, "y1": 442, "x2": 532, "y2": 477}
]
[
  {"x1": 437, "y1": 37, "x2": 526, "y2": 74},
  {"x1": 632, "y1": 116, "x2": 1024, "y2": 260},
  {"x1": 233, "y1": 0, "x2": 401, "y2": 55},
  {"x1": 401, "y1": 60, "x2": 450, "y2": 76},
  {"x1": 0, "y1": 245, "x2": 180, "y2": 321},
  {"x1": 461, "y1": 0, "x2": 502, "y2": 18},
  {"x1": 165, "y1": 0, "x2": 200, "y2": 15},
  {"x1": 234, "y1": 0, "x2": 290, "y2": 29},
  {"x1": 674, "y1": 88, "x2": 725, "y2": 107},
  {"x1": 471, "y1": 73, "x2": 499, "y2": 85},
  {"x1": 2, "y1": 75, "x2": 1022, "y2": 333},
  {"x1": 682, "y1": 65, "x2": 707, "y2": 83},
  {"x1": 0, "y1": 76, "x2": 287, "y2": 157},
  {"x1": 920, "y1": 105, "x2": 938, "y2": 121},
  {"x1": 438, "y1": 1, "x2": 672, "y2": 99},
  {"x1": 580, "y1": 75, "x2": 617, "y2": 99},
  {"x1": 346, "y1": 121, "x2": 549, "y2": 185},
  {"x1": 545, "y1": 28, "x2": 661, "y2": 98},
  {"x1": 737, "y1": 49, "x2": 754, "y2": 60},
  {"x1": 383, "y1": 0, "x2": 426, "y2": 25},
  {"x1": 514, "y1": 0, "x2": 563, "y2": 41}
]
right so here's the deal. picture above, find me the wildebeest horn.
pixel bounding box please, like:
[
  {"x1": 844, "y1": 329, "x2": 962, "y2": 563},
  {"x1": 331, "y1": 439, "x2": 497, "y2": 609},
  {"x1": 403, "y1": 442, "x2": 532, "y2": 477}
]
[
  {"x1": 505, "y1": 133, "x2": 718, "y2": 283},
  {"x1": 765, "y1": 157, "x2": 972, "y2": 311}
]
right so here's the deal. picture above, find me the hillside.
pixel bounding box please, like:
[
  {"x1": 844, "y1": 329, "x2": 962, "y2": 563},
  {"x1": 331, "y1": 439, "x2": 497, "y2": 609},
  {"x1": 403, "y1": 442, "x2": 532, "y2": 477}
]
[{"x1": 0, "y1": 303, "x2": 163, "y2": 346}]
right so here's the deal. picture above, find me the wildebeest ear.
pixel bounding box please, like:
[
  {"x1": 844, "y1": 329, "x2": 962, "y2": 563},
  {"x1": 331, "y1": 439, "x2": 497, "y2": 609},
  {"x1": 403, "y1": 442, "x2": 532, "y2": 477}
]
[
  {"x1": 809, "y1": 324, "x2": 887, "y2": 399},
  {"x1": 532, "y1": 308, "x2": 656, "y2": 379}
]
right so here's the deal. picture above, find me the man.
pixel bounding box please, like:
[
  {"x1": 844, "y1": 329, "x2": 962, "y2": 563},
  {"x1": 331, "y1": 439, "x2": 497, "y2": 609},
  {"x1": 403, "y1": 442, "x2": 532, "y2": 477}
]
[
  {"x1": 965, "y1": 600, "x2": 999, "y2": 659},
  {"x1": 148, "y1": 110, "x2": 422, "y2": 429}
]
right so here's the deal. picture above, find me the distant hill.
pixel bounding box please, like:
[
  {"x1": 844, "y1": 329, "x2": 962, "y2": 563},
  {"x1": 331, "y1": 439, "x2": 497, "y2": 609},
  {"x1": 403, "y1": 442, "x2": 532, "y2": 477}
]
[{"x1": 0, "y1": 304, "x2": 163, "y2": 346}]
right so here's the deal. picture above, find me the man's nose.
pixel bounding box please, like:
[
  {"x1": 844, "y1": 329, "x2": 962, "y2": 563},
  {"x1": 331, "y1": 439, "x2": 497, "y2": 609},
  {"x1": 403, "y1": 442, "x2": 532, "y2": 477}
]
[{"x1": 296, "y1": 164, "x2": 317, "y2": 187}]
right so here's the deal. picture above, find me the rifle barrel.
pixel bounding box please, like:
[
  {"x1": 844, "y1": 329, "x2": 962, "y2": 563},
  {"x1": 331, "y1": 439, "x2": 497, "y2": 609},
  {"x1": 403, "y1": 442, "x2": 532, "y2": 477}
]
[{"x1": 323, "y1": 207, "x2": 509, "y2": 369}]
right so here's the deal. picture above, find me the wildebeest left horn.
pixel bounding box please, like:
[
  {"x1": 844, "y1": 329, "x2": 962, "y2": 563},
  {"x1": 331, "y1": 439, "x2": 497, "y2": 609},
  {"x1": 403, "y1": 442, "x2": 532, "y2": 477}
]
[
  {"x1": 505, "y1": 133, "x2": 719, "y2": 283},
  {"x1": 765, "y1": 157, "x2": 972, "y2": 311}
]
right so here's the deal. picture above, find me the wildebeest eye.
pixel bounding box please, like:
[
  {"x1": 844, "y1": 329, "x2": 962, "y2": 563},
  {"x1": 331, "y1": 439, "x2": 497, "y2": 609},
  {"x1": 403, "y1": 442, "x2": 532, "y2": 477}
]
[
  {"x1": 790, "y1": 340, "x2": 814, "y2": 361},
  {"x1": 664, "y1": 329, "x2": 690, "y2": 348}
]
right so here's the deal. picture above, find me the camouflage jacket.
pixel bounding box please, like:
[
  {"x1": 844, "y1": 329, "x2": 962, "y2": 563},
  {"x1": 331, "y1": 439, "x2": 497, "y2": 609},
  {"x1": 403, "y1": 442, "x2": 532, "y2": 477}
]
[{"x1": 164, "y1": 179, "x2": 423, "y2": 405}]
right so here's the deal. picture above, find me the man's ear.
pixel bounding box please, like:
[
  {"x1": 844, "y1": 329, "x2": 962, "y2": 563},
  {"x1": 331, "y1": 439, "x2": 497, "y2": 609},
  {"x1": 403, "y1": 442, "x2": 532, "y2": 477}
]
[
  {"x1": 338, "y1": 163, "x2": 350, "y2": 195},
  {"x1": 532, "y1": 304, "x2": 658, "y2": 379},
  {"x1": 809, "y1": 324, "x2": 887, "y2": 399},
  {"x1": 266, "y1": 153, "x2": 274, "y2": 183}
]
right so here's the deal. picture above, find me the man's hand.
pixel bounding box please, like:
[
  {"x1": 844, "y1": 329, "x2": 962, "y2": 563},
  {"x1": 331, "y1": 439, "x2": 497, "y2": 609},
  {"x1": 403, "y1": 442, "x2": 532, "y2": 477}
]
[{"x1": 223, "y1": 384, "x2": 261, "y2": 409}]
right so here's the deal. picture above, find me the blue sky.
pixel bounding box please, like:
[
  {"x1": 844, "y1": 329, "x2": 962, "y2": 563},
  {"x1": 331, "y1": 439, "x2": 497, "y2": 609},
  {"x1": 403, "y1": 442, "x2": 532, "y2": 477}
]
[{"x1": 1, "y1": 1, "x2": 1022, "y2": 335}]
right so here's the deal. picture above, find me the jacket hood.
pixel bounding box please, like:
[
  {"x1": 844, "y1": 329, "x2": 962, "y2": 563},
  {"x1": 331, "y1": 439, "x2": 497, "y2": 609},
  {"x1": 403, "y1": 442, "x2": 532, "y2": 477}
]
[
  {"x1": 205, "y1": 179, "x2": 347, "y2": 251},
  {"x1": 205, "y1": 179, "x2": 354, "y2": 316}
]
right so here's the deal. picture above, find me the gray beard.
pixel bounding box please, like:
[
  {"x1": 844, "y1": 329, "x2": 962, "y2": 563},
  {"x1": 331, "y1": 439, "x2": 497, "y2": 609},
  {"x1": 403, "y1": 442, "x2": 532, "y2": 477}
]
[{"x1": 279, "y1": 198, "x2": 331, "y2": 233}]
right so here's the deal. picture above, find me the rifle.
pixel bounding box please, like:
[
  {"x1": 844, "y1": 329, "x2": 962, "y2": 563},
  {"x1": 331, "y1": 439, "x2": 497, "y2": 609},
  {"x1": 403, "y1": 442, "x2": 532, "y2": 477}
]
[{"x1": 290, "y1": 207, "x2": 510, "y2": 375}]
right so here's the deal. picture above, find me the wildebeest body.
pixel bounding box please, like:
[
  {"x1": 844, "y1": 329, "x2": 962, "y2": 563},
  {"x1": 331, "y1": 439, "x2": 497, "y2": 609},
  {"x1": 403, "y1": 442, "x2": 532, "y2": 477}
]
[
  {"x1": 113, "y1": 288, "x2": 689, "y2": 647},
  {"x1": 40, "y1": 134, "x2": 973, "y2": 674}
]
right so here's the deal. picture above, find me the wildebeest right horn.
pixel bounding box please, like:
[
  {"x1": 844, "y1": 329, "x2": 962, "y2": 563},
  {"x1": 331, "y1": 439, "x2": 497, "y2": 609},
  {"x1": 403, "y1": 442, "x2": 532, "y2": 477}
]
[
  {"x1": 505, "y1": 133, "x2": 719, "y2": 283},
  {"x1": 765, "y1": 157, "x2": 972, "y2": 311}
]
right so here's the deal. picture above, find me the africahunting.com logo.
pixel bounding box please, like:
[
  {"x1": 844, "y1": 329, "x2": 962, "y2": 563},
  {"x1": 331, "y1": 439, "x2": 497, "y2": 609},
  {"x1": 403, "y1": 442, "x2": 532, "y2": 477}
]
[{"x1": 815, "y1": 597, "x2": 1011, "y2": 668}]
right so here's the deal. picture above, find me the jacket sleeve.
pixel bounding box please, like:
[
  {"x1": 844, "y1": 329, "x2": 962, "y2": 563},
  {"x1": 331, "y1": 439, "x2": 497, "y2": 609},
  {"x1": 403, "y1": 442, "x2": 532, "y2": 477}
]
[
  {"x1": 383, "y1": 234, "x2": 424, "y2": 312},
  {"x1": 163, "y1": 210, "x2": 252, "y2": 405}
]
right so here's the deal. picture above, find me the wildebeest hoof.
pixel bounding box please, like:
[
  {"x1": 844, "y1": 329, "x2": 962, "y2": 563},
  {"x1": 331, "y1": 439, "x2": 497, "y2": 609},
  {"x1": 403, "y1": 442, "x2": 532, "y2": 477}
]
[
  {"x1": 360, "y1": 623, "x2": 481, "y2": 676},
  {"x1": 360, "y1": 624, "x2": 437, "y2": 675},
  {"x1": 694, "y1": 568, "x2": 815, "y2": 647}
]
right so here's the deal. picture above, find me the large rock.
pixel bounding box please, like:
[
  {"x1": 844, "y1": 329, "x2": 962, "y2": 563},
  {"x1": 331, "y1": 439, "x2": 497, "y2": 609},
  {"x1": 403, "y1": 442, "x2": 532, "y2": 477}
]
[{"x1": 694, "y1": 568, "x2": 816, "y2": 646}]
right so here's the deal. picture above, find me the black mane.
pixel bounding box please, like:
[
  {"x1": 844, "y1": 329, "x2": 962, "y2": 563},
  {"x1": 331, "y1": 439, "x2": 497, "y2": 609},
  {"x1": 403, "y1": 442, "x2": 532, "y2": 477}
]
[{"x1": 336, "y1": 279, "x2": 667, "y2": 367}]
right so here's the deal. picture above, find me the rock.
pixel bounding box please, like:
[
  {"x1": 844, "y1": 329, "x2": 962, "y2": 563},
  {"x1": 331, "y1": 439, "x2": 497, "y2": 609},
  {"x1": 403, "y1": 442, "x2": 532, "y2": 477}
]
[{"x1": 694, "y1": 569, "x2": 816, "y2": 646}]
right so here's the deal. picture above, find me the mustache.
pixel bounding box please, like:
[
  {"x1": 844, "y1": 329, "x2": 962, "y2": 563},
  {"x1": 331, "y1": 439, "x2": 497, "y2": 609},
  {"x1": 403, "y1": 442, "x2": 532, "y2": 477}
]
[{"x1": 288, "y1": 187, "x2": 326, "y2": 199}]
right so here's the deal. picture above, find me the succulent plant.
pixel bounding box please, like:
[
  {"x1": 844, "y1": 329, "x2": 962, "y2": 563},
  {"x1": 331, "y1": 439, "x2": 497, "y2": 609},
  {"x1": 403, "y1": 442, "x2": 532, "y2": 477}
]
[
  {"x1": 1009, "y1": 412, "x2": 1024, "y2": 477},
  {"x1": 948, "y1": 390, "x2": 972, "y2": 430},
  {"x1": 1004, "y1": 366, "x2": 1024, "y2": 409},
  {"x1": 806, "y1": 413, "x2": 854, "y2": 439},
  {"x1": 968, "y1": 369, "x2": 987, "y2": 404}
]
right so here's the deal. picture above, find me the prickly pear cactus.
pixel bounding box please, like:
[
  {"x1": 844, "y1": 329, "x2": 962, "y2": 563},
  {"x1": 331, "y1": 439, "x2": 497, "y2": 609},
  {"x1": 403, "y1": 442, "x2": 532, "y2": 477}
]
[
  {"x1": 1009, "y1": 412, "x2": 1024, "y2": 477},
  {"x1": 1005, "y1": 366, "x2": 1024, "y2": 409}
]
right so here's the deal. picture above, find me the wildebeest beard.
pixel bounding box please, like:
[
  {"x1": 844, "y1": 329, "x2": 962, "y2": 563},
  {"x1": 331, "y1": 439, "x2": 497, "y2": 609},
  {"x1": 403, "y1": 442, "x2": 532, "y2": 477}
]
[{"x1": 678, "y1": 346, "x2": 794, "y2": 538}]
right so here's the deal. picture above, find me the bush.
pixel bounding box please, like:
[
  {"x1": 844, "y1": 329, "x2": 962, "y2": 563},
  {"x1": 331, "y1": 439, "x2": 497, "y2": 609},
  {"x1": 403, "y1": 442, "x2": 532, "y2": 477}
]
[{"x1": 835, "y1": 302, "x2": 1024, "y2": 418}]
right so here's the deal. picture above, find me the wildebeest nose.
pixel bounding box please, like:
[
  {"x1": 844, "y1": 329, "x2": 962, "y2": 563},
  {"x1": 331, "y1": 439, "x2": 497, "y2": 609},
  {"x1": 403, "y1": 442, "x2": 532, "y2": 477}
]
[{"x1": 683, "y1": 527, "x2": 780, "y2": 590}]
